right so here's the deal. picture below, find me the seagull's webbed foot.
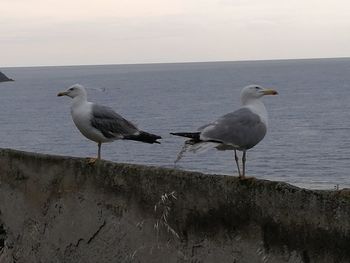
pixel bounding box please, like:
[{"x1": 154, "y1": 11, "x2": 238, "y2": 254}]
[
  {"x1": 238, "y1": 175, "x2": 256, "y2": 181},
  {"x1": 238, "y1": 174, "x2": 245, "y2": 180},
  {"x1": 86, "y1": 157, "x2": 99, "y2": 165}
]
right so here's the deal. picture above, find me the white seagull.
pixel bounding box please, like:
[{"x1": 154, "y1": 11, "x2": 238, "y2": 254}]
[
  {"x1": 58, "y1": 84, "x2": 161, "y2": 161},
  {"x1": 171, "y1": 84, "x2": 278, "y2": 178}
]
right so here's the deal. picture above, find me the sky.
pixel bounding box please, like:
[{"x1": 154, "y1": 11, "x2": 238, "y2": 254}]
[{"x1": 1, "y1": 0, "x2": 350, "y2": 67}]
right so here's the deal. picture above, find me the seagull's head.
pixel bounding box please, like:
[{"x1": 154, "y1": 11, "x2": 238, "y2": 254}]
[
  {"x1": 240, "y1": 85, "x2": 278, "y2": 103},
  {"x1": 57, "y1": 84, "x2": 87, "y2": 99}
]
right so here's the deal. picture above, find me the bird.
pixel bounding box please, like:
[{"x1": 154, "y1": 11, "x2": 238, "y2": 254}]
[
  {"x1": 171, "y1": 85, "x2": 278, "y2": 178},
  {"x1": 57, "y1": 84, "x2": 161, "y2": 161}
]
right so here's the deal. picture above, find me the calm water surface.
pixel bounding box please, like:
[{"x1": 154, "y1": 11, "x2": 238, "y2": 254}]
[{"x1": 2, "y1": 58, "x2": 350, "y2": 189}]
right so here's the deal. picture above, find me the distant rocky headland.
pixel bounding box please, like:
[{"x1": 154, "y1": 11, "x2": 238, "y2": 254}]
[{"x1": 0, "y1": 71, "x2": 14, "y2": 82}]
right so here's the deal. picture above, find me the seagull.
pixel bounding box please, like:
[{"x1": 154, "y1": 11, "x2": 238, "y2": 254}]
[
  {"x1": 171, "y1": 85, "x2": 278, "y2": 178},
  {"x1": 58, "y1": 84, "x2": 161, "y2": 161}
]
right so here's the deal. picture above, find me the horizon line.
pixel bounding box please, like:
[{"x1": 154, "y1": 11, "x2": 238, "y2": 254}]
[{"x1": 2, "y1": 56, "x2": 350, "y2": 69}]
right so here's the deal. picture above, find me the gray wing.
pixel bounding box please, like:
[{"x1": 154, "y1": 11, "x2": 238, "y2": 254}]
[
  {"x1": 90, "y1": 104, "x2": 139, "y2": 139},
  {"x1": 199, "y1": 108, "x2": 267, "y2": 150}
]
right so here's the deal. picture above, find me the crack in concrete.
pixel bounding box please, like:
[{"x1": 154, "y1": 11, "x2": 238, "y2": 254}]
[
  {"x1": 0, "y1": 221, "x2": 7, "y2": 251},
  {"x1": 87, "y1": 220, "x2": 106, "y2": 244},
  {"x1": 75, "y1": 238, "x2": 83, "y2": 248}
]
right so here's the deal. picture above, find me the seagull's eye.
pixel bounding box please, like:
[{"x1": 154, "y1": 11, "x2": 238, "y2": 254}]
[
  {"x1": 255, "y1": 86, "x2": 261, "y2": 90},
  {"x1": 69, "y1": 88, "x2": 74, "y2": 91}
]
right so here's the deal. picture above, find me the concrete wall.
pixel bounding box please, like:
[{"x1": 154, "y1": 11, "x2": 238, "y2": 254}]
[{"x1": 0, "y1": 148, "x2": 349, "y2": 263}]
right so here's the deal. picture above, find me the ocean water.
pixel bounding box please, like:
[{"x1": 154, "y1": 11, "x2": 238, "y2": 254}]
[{"x1": 2, "y1": 58, "x2": 350, "y2": 190}]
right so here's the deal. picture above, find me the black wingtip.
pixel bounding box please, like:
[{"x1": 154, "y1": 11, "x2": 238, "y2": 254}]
[
  {"x1": 124, "y1": 132, "x2": 162, "y2": 144},
  {"x1": 154, "y1": 135, "x2": 161, "y2": 144},
  {"x1": 170, "y1": 132, "x2": 200, "y2": 139}
]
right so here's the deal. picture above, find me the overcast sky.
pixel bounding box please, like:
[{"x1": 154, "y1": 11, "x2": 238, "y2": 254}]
[{"x1": 2, "y1": 0, "x2": 350, "y2": 67}]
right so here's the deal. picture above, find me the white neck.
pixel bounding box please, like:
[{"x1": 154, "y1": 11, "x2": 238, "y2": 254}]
[
  {"x1": 71, "y1": 95, "x2": 88, "y2": 109},
  {"x1": 243, "y1": 98, "x2": 268, "y2": 126}
]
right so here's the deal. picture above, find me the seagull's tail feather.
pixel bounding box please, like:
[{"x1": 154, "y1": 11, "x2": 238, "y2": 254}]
[
  {"x1": 187, "y1": 141, "x2": 220, "y2": 153},
  {"x1": 174, "y1": 141, "x2": 220, "y2": 164},
  {"x1": 172, "y1": 134, "x2": 220, "y2": 164},
  {"x1": 124, "y1": 131, "x2": 161, "y2": 144}
]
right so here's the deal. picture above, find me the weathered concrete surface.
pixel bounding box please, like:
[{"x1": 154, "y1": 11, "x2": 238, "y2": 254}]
[{"x1": 0, "y1": 149, "x2": 349, "y2": 263}]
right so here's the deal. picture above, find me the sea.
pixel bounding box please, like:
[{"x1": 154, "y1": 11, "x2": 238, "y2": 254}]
[{"x1": 1, "y1": 58, "x2": 350, "y2": 190}]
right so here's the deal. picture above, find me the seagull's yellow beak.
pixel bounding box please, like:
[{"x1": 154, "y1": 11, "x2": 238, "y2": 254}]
[
  {"x1": 57, "y1": 91, "x2": 68, "y2": 97},
  {"x1": 262, "y1": 89, "x2": 278, "y2": 95}
]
